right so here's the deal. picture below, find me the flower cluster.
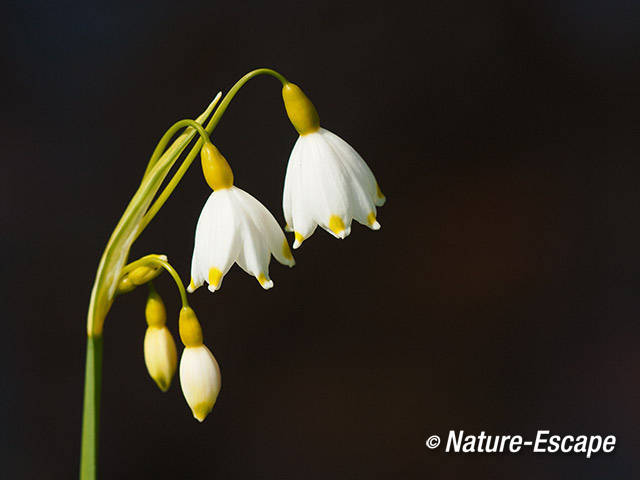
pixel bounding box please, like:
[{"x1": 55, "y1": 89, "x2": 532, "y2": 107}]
[
  {"x1": 142, "y1": 80, "x2": 385, "y2": 422},
  {"x1": 80, "y1": 70, "x2": 389, "y2": 480},
  {"x1": 189, "y1": 82, "x2": 385, "y2": 292},
  {"x1": 142, "y1": 285, "x2": 221, "y2": 422}
]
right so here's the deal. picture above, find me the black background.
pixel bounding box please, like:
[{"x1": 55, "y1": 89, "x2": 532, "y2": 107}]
[{"x1": 3, "y1": 1, "x2": 640, "y2": 478}]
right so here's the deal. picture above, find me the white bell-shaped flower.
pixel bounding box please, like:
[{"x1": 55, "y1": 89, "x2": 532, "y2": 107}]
[
  {"x1": 281, "y1": 83, "x2": 385, "y2": 248},
  {"x1": 189, "y1": 143, "x2": 294, "y2": 293},
  {"x1": 178, "y1": 307, "x2": 222, "y2": 422},
  {"x1": 180, "y1": 344, "x2": 221, "y2": 422}
]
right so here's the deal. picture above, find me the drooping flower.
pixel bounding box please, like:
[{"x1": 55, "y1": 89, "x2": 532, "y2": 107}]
[
  {"x1": 188, "y1": 142, "x2": 295, "y2": 293},
  {"x1": 144, "y1": 327, "x2": 178, "y2": 392},
  {"x1": 178, "y1": 307, "x2": 221, "y2": 422},
  {"x1": 143, "y1": 286, "x2": 177, "y2": 392},
  {"x1": 281, "y1": 83, "x2": 386, "y2": 248}
]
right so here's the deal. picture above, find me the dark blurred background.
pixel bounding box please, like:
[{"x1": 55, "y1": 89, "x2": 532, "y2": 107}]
[{"x1": 2, "y1": 0, "x2": 640, "y2": 478}]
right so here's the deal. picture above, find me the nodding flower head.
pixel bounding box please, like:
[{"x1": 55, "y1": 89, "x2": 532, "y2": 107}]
[
  {"x1": 188, "y1": 142, "x2": 295, "y2": 293},
  {"x1": 281, "y1": 83, "x2": 385, "y2": 248},
  {"x1": 178, "y1": 307, "x2": 221, "y2": 422},
  {"x1": 143, "y1": 287, "x2": 177, "y2": 392},
  {"x1": 81, "y1": 69, "x2": 389, "y2": 476}
]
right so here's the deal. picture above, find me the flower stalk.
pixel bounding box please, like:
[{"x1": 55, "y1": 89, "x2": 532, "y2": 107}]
[
  {"x1": 80, "y1": 335, "x2": 102, "y2": 480},
  {"x1": 80, "y1": 68, "x2": 290, "y2": 480}
]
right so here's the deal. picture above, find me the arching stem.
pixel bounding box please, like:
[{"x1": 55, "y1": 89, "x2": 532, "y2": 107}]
[
  {"x1": 120, "y1": 255, "x2": 189, "y2": 307},
  {"x1": 143, "y1": 114, "x2": 216, "y2": 180},
  {"x1": 136, "y1": 68, "x2": 288, "y2": 237},
  {"x1": 81, "y1": 68, "x2": 288, "y2": 480}
]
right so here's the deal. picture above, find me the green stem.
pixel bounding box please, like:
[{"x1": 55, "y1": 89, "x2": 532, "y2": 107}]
[
  {"x1": 120, "y1": 255, "x2": 189, "y2": 307},
  {"x1": 143, "y1": 118, "x2": 213, "y2": 180},
  {"x1": 80, "y1": 98, "x2": 217, "y2": 480},
  {"x1": 206, "y1": 68, "x2": 287, "y2": 133},
  {"x1": 80, "y1": 336, "x2": 103, "y2": 480},
  {"x1": 137, "y1": 68, "x2": 288, "y2": 235},
  {"x1": 87, "y1": 97, "x2": 219, "y2": 337},
  {"x1": 154, "y1": 258, "x2": 189, "y2": 307},
  {"x1": 81, "y1": 68, "x2": 288, "y2": 480}
]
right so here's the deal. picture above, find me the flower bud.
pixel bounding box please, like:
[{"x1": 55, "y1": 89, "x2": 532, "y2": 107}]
[
  {"x1": 144, "y1": 325, "x2": 178, "y2": 392},
  {"x1": 179, "y1": 344, "x2": 221, "y2": 422},
  {"x1": 116, "y1": 275, "x2": 137, "y2": 294},
  {"x1": 116, "y1": 255, "x2": 168, "y2": 294},
  {"x1": 143, "y1": 287, "x2": 176, "y2": 391},
  {"x1": 128, "y1": 264, "x2": 162, "y2": 286}
]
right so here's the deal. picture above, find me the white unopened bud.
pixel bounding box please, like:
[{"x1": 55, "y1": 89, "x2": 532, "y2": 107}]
[
  {"x1": 144, "y1": 326, "x2": 178, "y2": 392},
  {"x1": 179, "y1": 345, "x2": 221, "y2": 422}
]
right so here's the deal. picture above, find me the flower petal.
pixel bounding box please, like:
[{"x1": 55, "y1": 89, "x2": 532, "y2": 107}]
[
  {"x1": 283, "y1": 137, "x2": 303, "y2": 232},
  {"x1": 234, "y1": 187, "x2": 295, "y2": 267},
  {"x1": 226, "y1": 187, "x2": 275, "y2": 288},
  {"x1": 281, "y1": 127, "x2": 385, "y2": 244},
  {"x1": 179, "y1": 345, "x2": 221, "y2": 422},
  {"x1": 190, "y1": 190, "x2": 240, "y2": 292},
  {"x1": 323, "y1": 139, "x2": 379, "y2": 228},
  {"x1": 320, "y1": 128, "x2": 379, "y2": 203},
  {"x1": 300, "y1": 132, "x2": 356, "y2": 237}
]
